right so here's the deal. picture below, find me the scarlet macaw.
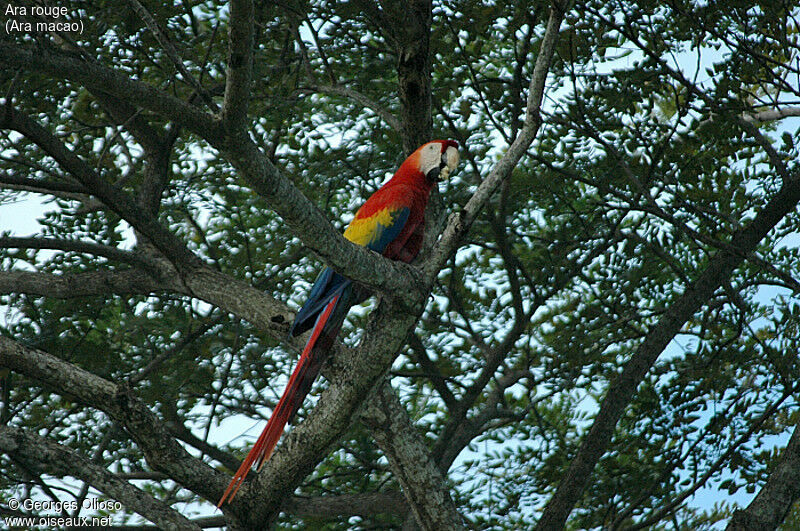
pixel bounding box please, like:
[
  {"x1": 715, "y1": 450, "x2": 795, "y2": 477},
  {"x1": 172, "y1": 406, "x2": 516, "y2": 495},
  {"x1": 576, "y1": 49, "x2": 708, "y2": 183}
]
[{"x1": 218, "y1": 140, "x2": 460, "y2": 505}]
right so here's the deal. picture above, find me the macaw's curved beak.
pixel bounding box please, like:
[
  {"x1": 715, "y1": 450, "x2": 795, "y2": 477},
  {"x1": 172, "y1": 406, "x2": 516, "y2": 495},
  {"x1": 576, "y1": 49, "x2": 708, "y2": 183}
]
[
  {"x1": 427, "y1": 144, "x2": 460, "y2": 182},
  {"x1": 426, "y1": 165, "x2": 442, "y2": 182}
]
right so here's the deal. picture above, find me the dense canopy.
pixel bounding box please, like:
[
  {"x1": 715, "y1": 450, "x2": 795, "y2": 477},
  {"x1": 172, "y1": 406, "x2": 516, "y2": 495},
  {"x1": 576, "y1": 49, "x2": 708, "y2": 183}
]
[{"x1": 1, "y1": 0, "x2": 800, "y2": 529}]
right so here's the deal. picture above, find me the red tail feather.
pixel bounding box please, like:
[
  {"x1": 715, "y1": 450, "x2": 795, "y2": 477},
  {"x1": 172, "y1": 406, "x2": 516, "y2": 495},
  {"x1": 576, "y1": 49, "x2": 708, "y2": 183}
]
[{"x1": 217, "y1": 296, "x2": 340, "y2": 506}]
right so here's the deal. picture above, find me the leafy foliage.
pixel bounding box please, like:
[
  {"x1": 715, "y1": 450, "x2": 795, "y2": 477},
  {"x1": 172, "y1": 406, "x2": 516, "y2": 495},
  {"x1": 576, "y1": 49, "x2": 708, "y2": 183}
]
[{"x1": 1, "y1": 0, "x2": 800, "y2": 528}]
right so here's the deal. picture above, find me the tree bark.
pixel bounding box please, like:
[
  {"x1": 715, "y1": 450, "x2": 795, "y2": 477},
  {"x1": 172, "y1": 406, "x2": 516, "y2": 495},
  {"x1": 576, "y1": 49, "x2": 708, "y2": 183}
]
[
  {"x1": 0, "y1": 336, "x2": 229, "y2": 508},
  {"x1": 361, "y1": 383, "x2": 464, "y2": 531},
  {"x1": 536, "y1": 168, "x2": 800, "y2": 530},
  {"x1": 0, "y1": 425, "x2": 201, "y2": 531},
  {"x1": 727, "y1": 422, "x2": 800, "y2": 530}
]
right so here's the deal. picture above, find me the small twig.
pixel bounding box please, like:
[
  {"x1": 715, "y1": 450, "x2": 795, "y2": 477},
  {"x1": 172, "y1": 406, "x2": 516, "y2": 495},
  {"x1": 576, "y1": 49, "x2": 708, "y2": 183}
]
[
  {"x1": 126, "y1": 0, "x2": 219, "y2": 112},
  {"x1": 0, "y1": 236, "x2": 149, "y2": 268},
  {"x1": 297, "y1": 84, "x2": 402, "y2": 132}
]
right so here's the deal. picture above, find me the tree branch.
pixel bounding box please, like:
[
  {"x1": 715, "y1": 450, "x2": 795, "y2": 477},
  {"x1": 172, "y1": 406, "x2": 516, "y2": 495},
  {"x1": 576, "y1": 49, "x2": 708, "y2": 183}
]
[
  {"x1": 0, "y1": 425, "x2": 201, "y2": 531},
  {"x1": 92, "y1": 91, "x2": 166, "y2": 158},
  {"x1": 298, "y1": 84, "x2": 402, "y2": 132},
  {"x1": 387, "y1": 0, "x2": 433, "y2": 155},
  {"x1": 727, "y1": 421, "x2": 800, "y2": 530},
  {"x1": 233, "y1": 298, "x2": 421, "y2": 526},
  {"x1": 421, "y1": 0, "x2": 571, "y2": 474},
  {"x1": 626, "y1": 384, "x2": 798, "y2": 529},
  {"x1": 165, "y1": 418, "x2": 241, "y2": 474},
  {"x1": 361, "y1": 382, "x2": 464, "y2": 531},
  {"x1": 0, "y1": 109, "x2": 207, "y2": 274},
  {"x1": 125, "y1": 0, "x2": 219, "y2": 113},
  {"x1": 0, "y1": 236, "x2": 147, "y2": 268},
  {"x1": 0, "y1": 269, "x2": 165, "y2": 298},
  {"x1": 535, "y1": 149, "x2": 800, "y2": 531},
  {"x1": 424, "y1": 0, "x2": 568, "y2": 280},
  {"x1": 176, "y1": 266, "x2": 294, "y2": 339},
  {"x1": 0, "y1": 336, "x2": 231, "y2": 511},
  {"x1": 0, "y1": 174, "x2": 86, "y2": 196},
  {"x1": 0, "y1": 43, "x2": 221, "y2": 144},
  {"x1": 221, "y1": 0, "x2": 254, "y2": 131},
  {"x1": 282, "y1": 491, "x2": 409, "y2": 519},
  {"x1": 408, "y1": 333, "x2": 458, "y2": 410},
  {"x1": 743, "y1": 107, "x2": 800, "y2": 122}
]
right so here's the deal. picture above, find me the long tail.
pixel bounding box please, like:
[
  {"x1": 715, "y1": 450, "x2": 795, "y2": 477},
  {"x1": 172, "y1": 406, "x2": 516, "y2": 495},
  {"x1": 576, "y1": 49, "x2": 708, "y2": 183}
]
[{"x1": 218, "y1": 288, "x2": 352, "y2": 506}]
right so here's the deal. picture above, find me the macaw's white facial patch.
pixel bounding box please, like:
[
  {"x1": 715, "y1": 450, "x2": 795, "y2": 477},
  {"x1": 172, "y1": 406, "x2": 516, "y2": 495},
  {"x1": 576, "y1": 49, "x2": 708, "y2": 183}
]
[
  {"x1": 418, "y1": 141, "x2": 460, "y2": 182},
  {"x1": 418, "y1": 142, "x2": 445, "y2": 177}
]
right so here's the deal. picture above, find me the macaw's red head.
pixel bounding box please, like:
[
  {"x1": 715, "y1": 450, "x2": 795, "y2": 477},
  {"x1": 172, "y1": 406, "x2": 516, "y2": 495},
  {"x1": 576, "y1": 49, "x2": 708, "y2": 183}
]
[{"x1": 398, "y1": 139, "x2": 460, "y2": 185}]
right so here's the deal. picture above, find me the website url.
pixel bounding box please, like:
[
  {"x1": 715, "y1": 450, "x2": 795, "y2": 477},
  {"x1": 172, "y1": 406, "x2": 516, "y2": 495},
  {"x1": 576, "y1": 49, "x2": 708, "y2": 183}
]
[{"x1": 3, "y1": 515, "x2": 113, "y2": 527}]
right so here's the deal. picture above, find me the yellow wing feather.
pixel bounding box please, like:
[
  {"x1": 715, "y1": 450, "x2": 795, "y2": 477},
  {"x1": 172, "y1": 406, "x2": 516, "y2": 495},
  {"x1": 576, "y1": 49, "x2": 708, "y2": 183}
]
[{"x1": 343, "y1": 208, "x2": 398, "y2": 247}]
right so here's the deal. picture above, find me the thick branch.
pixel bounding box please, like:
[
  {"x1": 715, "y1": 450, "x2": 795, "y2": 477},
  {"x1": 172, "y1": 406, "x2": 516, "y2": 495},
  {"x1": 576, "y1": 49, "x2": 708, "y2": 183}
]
[
  {"x1": 178, "y1": 266, "x2": 293, "y2": 339},
  {"x1": 135, "y1": 138, "x2": 173, "y2": 217},
  {"x1": 0, "y1": 174, "x2": 85, "y2": 195},
  {"x1": 0, "y1": 336, "x2": 229, "y2": 508},
  {"x1": 282, "y1": 491, "x2": 409, "y2": 519},
  {"x1": 0, "y1": 425, "x2": 200, "y2": 531},
  {"x1": 0, "y1": 267, "x2": 292, "y2": 353},
  {"x1": 389, "y1": 0, "x2": 433, "y2": 154},
  {"x1": 234, "y1": 299, "x2": 422, "y2": 527},
  {"x1": 361, "y1": 382, "x2": 464, "y2": 531},
  {"x1": 727, "y1": 421, "x2": 800, "y2": 530},
  {"x1": 742, "y1": 107, "x2": 800, "y2": 122},
  {"x1": 222, "y1": 0, "x2": 254, "y2": 131},
  {"x1": 535, "y1": 167, "x2": 800, "y2": 531},
  {"x1": 0, "y1": 269, "x2": 165, "y2": 298},
  {"x1": 0, "y1": 43, "x2": 221, "y2": 143}
]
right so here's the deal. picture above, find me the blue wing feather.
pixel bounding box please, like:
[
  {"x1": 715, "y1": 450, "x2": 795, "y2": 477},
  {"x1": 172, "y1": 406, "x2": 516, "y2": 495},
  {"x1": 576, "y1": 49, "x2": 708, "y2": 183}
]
[
  {"x1": 291, "y1": 207, "x2": 410, "y2": 338},
  {"x1": 289, "y1": 268, "x2": 350, "y2": 337},
  {"x1": 365, "y1": 207, "x2": 410, "y2": 254}
]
